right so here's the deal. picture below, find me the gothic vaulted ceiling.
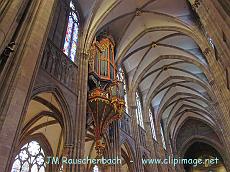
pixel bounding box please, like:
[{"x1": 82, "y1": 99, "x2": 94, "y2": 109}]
[{"x1": 79, "y1": 0, "x2": 220, "y2": 144}]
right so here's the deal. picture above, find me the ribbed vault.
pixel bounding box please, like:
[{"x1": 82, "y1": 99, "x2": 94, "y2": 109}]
[{"x1": 79, "y1": 0, "x2": 221, "y2": 156}]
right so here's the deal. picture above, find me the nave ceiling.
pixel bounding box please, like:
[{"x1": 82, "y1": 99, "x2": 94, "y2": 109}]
[{"x1": 78, "y1": 0, "x2": 222, "y2": 152}]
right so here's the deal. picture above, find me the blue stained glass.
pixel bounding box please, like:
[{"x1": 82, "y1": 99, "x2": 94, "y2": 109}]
[
  {"x1": 63, "y1": 16, "x2": 73, "y2": 56},
  {"x1": 70, "y1": 23, "x2": 79, "y2": 61},
  {"x1": 71, "y1": 11, "x2": 78, "y2": 22},
  {"x1": 63, "y1": 0, "x2": 79, "y2": 61}
]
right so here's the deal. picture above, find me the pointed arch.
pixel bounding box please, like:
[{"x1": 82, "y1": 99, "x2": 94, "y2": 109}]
[{"x1": 31, "y1": 85, "x2": 74, "y2": 144}]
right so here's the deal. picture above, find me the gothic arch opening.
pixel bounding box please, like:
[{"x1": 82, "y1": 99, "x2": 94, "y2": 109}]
[
  {"x1": 10, "y1": 89, "x2": 72, "y2": 171},
  {"x1": 11, "y1": 139, "x2": 50, "y2": 172},
  {"x1": 183, "y1": 142, "x2": 227, "y2": 172}
]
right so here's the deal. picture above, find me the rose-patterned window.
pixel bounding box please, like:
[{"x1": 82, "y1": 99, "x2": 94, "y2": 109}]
[{"x1": 11, "y1": 141, "x2": 46, "y2": 172}]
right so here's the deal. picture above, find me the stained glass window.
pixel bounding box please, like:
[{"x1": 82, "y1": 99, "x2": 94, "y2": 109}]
[
  {"x1": 160, "y1": 123, "x2": 166, "y2": 149},
  {"x1": 117, "y1": 68, "x2": 128, "y2": 114},
  {"x1": 149, "y1": 109, "x2": 157, "y2": 140},
  {"x1": 63, "y1": 0, "x2": 79, "y2": 61},
  {"x1": 136, "y1": 92, "x2": 144, "y2": 128},
  {"x1": 11, "y1": 141, "x2": 46, "y2": 172}
]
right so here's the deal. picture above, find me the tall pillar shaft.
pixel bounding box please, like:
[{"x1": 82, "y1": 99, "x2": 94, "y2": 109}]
[
  {"x1": 128, "y1": 91, "x2": 143, "y2": 172},
  {"x1": 188, "y1": 1, "x2": 230, "y2": 170},
  {"x1": 72, "y1": 52, "x2": 88, "y2": 172},
  {"x1": 0, "y1": 0, "x2": 55, "y2": 171}
]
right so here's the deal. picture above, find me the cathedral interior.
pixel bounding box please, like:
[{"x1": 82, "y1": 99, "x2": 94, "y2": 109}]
[{"x1": 0, "y1": 0, "x2": 229, "y2": 172}]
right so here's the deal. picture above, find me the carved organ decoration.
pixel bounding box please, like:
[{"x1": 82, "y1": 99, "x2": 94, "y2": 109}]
[
  {"x1": 89, "y1": 36, "x2": 116, "y2": 83},
  {"x1": 88, "y1": 35, "x2": 125, "y2": 158}
]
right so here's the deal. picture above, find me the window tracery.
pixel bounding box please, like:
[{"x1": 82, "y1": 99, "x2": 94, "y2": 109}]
[
  {"x1": 117, "y1": 68, "x2": 128, "y2": 114},
  {"x1": 160, "y1": 123, "x2": 166, "y2": 150},
  {"x1": 149, "y1": 109, "x2": 157, "y2": 140},
  {"x1": 11, "y1": 141, "x2": 46, "y2": 172},
  {"x1": 63, "y1": 0, "x2": 79, "y2": 61},
  {"x1": 136, "y1": 92, "x2": 144, "y2": 128}
]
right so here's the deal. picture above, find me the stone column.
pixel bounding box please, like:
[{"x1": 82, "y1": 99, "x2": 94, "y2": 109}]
[
  {"x1": 62, "y1": 145, "x2": 74, "y2": 172},
  {"x1": 127, "y1": 90, "x2": 143, "y2": 172},
  {"x1": 113, "y1": 122, "x2": 121, "y2": 172},
  {"x1": 142, "y1": 109, "x2": 159, "y2": 172},
  {"x1": 194, "y1": 0, "x2": 230, "y2": 66},
  {"x1": 202, "y1": 50, "x2": 230, "y2": 171},
  {"x1": 188, "y1": 1, "x2": 230, "y2": 169},
  {"x1": 72, "y1": 52, "x2": 88, "y2": 172},
  {"x1": 154, "y1": 120, "x2": 172, "y2": 172},
  {"x1": 0, "y1": 0, "x2": 26, "y2": 54},
  {"x1": 0, "y1": 0, "x2": 56, "y2": 171}
]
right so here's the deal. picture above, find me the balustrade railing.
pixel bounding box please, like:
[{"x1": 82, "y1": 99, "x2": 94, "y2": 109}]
[{"x1": 41, "y1": 39, "x2": 78, "y2": 92}]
